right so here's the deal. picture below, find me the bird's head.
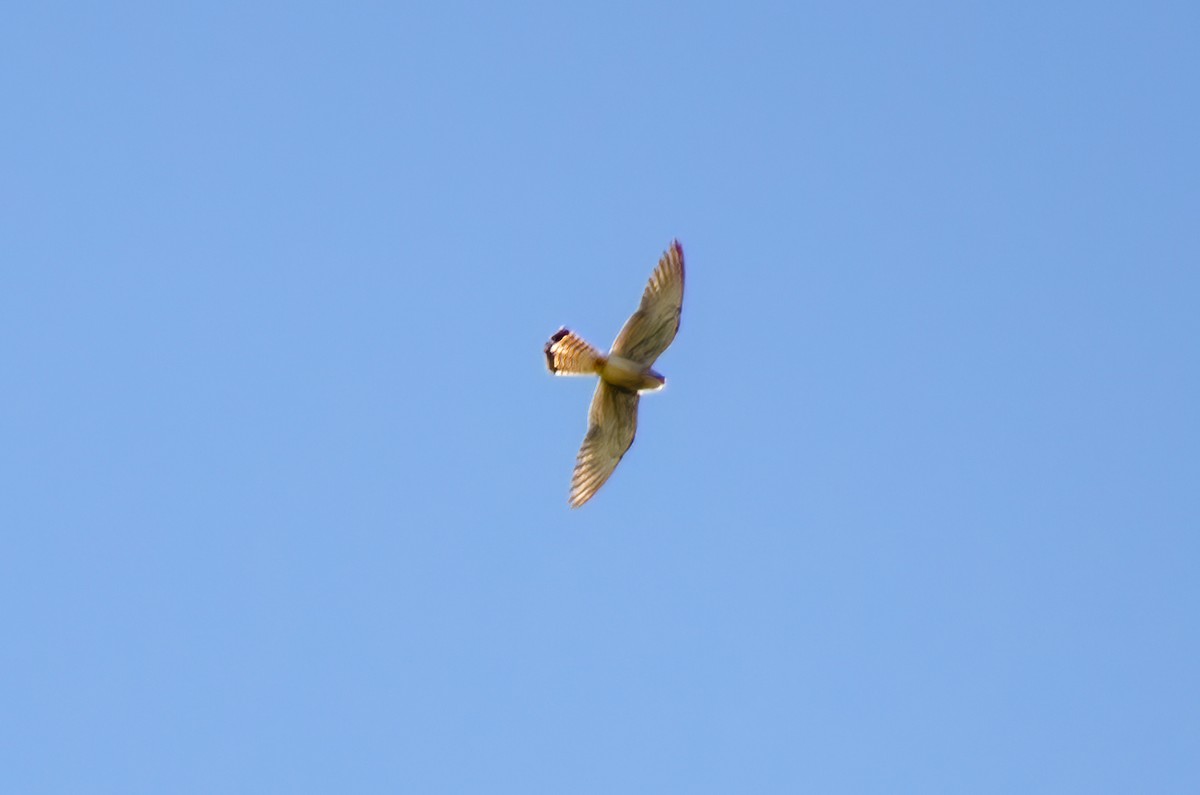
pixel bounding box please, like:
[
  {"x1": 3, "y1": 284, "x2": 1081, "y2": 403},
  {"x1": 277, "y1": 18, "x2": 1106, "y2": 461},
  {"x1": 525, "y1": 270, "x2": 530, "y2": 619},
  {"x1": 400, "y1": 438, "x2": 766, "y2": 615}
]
[{"x1": 639, "y1": 368, "x2": 666, "y2": 393}]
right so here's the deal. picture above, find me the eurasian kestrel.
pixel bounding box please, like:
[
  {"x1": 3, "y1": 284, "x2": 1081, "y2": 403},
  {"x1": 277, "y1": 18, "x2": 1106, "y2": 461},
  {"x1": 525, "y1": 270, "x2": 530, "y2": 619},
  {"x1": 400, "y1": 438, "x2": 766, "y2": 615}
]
[{"x1": 544, "y1": 240, "x2": 685, "y2": 508}]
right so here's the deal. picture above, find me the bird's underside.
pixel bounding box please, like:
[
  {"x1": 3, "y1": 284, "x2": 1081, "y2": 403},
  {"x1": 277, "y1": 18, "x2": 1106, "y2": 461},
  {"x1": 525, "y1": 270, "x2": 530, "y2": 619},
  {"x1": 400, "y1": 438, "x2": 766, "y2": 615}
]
[{"x1": 544, "y1": 240, "x2": 685, "y2": 508}]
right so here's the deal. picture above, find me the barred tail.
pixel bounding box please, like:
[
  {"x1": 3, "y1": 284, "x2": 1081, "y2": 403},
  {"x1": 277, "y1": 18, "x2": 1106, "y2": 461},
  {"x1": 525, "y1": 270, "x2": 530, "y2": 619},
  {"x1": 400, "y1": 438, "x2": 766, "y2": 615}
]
[{"x1": 544, "y1": 328, "x2": 605, "y2": 375}]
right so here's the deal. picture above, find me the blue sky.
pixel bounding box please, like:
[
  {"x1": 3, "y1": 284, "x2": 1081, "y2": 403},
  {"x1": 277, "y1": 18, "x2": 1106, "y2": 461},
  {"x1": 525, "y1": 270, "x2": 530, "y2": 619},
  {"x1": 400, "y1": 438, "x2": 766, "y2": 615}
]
[{"x1": 3, "y1": 2, "x2": 1197, "y2": 792}]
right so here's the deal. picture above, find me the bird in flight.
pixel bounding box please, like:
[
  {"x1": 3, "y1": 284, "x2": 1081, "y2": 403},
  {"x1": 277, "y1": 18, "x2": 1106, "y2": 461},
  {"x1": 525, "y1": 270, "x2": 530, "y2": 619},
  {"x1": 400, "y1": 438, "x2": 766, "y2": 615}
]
[{"x1": 544, "y1": 240, "x2": 685, "y2": 508}]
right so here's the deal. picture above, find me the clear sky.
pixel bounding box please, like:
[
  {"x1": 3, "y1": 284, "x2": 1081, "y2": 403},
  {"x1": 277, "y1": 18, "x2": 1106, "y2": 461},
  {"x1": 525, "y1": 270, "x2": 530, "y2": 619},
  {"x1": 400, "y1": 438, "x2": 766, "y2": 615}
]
[{"x1": 3, "y1": 2, "x2": 1197, "y2": 792}]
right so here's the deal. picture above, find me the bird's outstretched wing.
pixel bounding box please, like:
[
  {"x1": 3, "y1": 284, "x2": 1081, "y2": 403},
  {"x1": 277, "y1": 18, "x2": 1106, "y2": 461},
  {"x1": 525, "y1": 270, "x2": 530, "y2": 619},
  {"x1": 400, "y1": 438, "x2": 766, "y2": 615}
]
[
  {"x1": 569, "y1": 381, "x2": 640, "y2": 508},
  {"x1": 610, "y1": 240, "x2": 685, "y2": 366}
]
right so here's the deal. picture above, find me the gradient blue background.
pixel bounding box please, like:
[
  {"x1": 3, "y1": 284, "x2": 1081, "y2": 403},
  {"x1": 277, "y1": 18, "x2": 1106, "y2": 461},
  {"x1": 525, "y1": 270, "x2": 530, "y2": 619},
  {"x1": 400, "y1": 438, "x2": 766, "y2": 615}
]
[{"x1": 3, "y1": 2, "x2": 1197, "y2": 792}]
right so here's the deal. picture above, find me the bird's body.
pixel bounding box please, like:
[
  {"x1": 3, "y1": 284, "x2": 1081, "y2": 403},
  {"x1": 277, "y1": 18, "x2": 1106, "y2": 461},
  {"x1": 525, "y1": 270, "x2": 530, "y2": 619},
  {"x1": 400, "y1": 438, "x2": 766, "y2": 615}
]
[
  {"x1": 600, "y1": 355, "x2": 665, "y2": 393},
  {"x1": 544, "y1": 240, "x2": 685, "y2": 508}
]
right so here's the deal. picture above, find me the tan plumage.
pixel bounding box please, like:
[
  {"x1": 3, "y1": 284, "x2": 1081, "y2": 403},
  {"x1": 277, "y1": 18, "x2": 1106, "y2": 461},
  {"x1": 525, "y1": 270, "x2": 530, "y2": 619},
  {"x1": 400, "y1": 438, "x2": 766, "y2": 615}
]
[
  {"x1": 545, "y1": 240, "x2": 685, "y2": 508},
  {"x1": 611, "y1": 240, "x2": 685, "y2": 365},
  {"x1": 544, "y1": 329, "x2": 603, "y2": 376},
  {"x1": 569, "y1": 381, "x2": 640, "y2": 508}
]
